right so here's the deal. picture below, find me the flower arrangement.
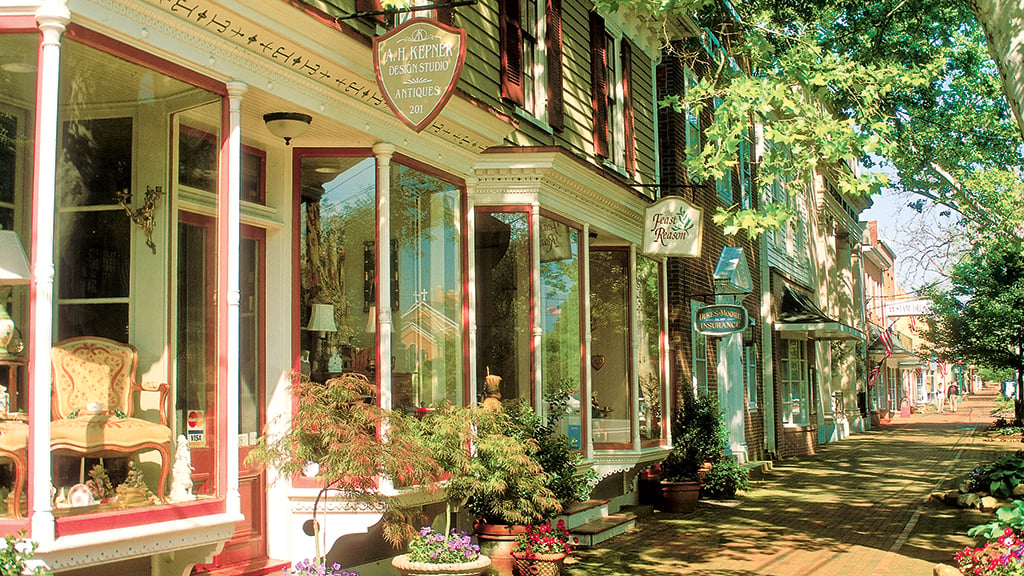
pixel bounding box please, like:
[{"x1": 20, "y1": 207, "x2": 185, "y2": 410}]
[
  {"x1": 0, "y1": 533, "x2": 49, "y2": 576},
  {"x1": 512, "y1": 520, "x2": 577, "y2": 559},
  {"x1": 954, "y1": 528, "x2": 1024, "y2": 575},
  {"x1": 407, "y1": 527, "x2": 482, "y2": 564},
  {"x1": 286, "y1": 557, "x2": 358, "y2": 576}
]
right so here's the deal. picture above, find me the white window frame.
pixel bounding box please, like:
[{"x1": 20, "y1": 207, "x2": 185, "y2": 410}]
[
  {"x1": 744, "y1": 343, "x2": 757, "y2": 411},
  {"x1": 690, "y1": 299, "x2": 708, "y2": 397},
  {"x1": 520, "y1": 0, "x2": 548, "y2": 122},
  {"x1": 780, "y1": 339, "x2": 809, "y2": 425}
]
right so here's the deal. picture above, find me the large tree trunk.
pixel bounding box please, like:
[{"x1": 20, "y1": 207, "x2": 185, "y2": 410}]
[{"x1": 971, "y1": 0, "x2": 1024, "y2": 141}]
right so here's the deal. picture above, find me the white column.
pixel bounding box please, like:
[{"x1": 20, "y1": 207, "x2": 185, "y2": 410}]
[
  {"x1": 530, "y1": 204, "x2": 542, "y2": 415},
  {"x1": 373, "y1": 143, "x2": 395, "y2": 411},
  {"x1": 30, "y1": 0, "x2": 70, "y2": 544},
  {"x1": 465, "y1": 179, "x2": 478, "y2": 402},
  {"x1": 581, "y1": 225, "x2": 593, "y2": 460},
  {"x1": 716, "y1": 294, "x2": 748, "y2": 464},
  {"x1": 224, "y1": 81, "x2": 247, "y2": 517}
]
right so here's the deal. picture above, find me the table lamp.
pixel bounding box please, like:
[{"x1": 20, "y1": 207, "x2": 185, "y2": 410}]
[
  {"x1": 0, "y1": 230, "x2": 30, "y2": 356},
  {"x1": 304, "y1": 303, "x2": 337, "y2": 374}
]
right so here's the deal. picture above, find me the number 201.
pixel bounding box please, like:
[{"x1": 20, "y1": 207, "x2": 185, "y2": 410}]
[{"x1": 409, "y1": 104, "x2": 423, "y2": 115}]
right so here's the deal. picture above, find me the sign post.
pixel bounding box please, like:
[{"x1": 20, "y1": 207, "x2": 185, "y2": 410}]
[{"x1": 373, "y1": 18, "x2": 467, "y2": 132}]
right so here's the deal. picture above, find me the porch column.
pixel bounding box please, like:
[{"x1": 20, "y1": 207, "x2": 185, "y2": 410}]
[
  {"x1": 373, "y1": 143, "x2": 395, "y2": 411},
  {"x1": 224, "y1": 81, "x2": 247, "y2": 517},
  {"x1": 581, "y1": 224, "x2": 593, "y2": 460},
  {"x1": 30, "y1": 0, "x2": 71, "y2": 544},
  {"x1": 530, "y1": 203, "x2": 542, "y2": 416},
  {"x1": 465, "y1": 178, "x2": 478, "y2": 401}
]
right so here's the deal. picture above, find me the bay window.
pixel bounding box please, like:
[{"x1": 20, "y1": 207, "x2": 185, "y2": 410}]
[
  {"x1": 780, "y1": 339, "x2": 809, "y2": 425},
  {"x1": 589, "y1": 250, "x2": 631, "y2": 446}
]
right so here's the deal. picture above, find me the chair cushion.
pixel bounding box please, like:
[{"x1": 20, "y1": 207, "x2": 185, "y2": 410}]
[
  {"x1": 0, "y1": 421, "x2": 27, "y2": 453},
  {"x1": 51, "y1": 416, "x2": 172, "y2": 452},
  {"x1": 51, "y1": 343, "x2": 134, "y2": 418}
]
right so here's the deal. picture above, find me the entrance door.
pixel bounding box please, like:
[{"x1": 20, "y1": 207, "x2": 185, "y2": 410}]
[{"x1": 213, "y1": 226, "x2": 268, "y2": 567}]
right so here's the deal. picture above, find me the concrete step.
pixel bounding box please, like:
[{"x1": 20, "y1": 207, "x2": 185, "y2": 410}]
[
  {"x1": 617, "y1": 504, "x2": 656, "y2": 519},
  {"x1": 570, "y1": 513, "x2": 636, "y2": 548},
  {"x1": 558, "y1": 499, "x2": 610, "y2": 530},
  {"x1": 742, "y1": 459, "x2": 773, "y2": 481}
]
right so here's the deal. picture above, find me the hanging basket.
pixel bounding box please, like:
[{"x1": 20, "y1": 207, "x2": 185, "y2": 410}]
[{"x1": 510, "y1": 552, "x2": 566, "y2": 576}]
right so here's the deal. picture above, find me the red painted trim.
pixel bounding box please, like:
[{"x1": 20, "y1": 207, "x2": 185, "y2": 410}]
[
  {"x1": 0, "y1": 16, "x2": 37, "y2": 31},
  {"x1": 55, "y1": 499, "x2": 226, "y2": 537},
  {"x1": 372, "y1": 18, "x2": 468, "y2": 133},
  {"x1": 0, "y1": 518, "x2": 29, "y2": 538},
  {"x1": 282, "y1": 0, "x2": 373, "y2": 48},
  {"x1": 393, "y1": 153, "x2": 466, "y2": 188},
  {"x1": 64, "y1": 25, "x2": 225, "y2": 96}
]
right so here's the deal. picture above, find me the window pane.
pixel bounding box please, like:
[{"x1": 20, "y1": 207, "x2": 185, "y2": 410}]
[
  {"x1": 539, "y1": 218, "x2": 581, "y2": 445},
  {"x1": 60, "y1": 116, "x2": 132, "y2": 207},
  {"x1": 475, "y1": 210, "x2": 531, "y2": 404},
  {"x1": 590, "y1": 250, "x2": 631, "y2": 444},
  {"x1": 299, "y1": 156, "x2": 376, "y2": 380},
  {"x1": 636, "y1": 256, "x2": 662, "y2": 441},
  {"x1": 390, "y1": 163, "x2": 463, "y2": 411},
  {"x1": 57, "y1": 211, "x2": 131, "y2": 299}
]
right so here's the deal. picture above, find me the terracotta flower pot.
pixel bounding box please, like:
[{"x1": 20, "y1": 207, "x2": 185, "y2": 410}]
[
  {"x1": 510, "y1": 552, "x2": 566, "y2": 576},
  {"x1": 475, "y1": 523, "x2": 529, "y2": 576},
  {"x1": 391, "y1": 553, "x2": 492, "y2": 576},
  {"x1": 660, "y1": 480, "x2": 701, "y2": 514}
]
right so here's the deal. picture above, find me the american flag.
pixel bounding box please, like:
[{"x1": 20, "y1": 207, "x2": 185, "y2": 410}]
[
  {"x1": 868, "y1": 363, "x2": 881, "y2": 389},
  {"x1": 880, "y1": 328, "x2": 893, "y2": 357}
]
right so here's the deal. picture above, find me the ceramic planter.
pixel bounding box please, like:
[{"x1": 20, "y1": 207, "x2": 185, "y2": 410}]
[
  {"x1": 660, "y1": 480, "x2": 701, "y2": 514},
  {"x1": 510, "y1": 552, "x2": 566, "y2": 576},
  {"x1": 391, "y1": 553, "x2": 492, "y2": 576}
]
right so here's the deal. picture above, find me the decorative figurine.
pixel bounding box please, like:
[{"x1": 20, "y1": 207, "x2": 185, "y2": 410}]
[{"x1": 169, "y1": 435, "x2": 196, "y2": 502}]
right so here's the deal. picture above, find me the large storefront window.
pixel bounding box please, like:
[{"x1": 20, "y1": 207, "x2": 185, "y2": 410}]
[
  {"x1": 474, "y1": 210, "x2": 531, "y2": 403},
  {"x1": 390, "y1": 162, "x2": 463, "y2": 411},
  {"x1": 590, "y1": 250, "x2": 631, "y2": 446},
  {"x1": 539, "y1": 217, "x2": 582, "y2": 442},
  {"x1": 0, "y1": 32, "x2": 35, "y2": 519},
  {"x1": 780, "y1": 339, "x2": 808, "y2": 425},
  {"x1": 52, "y1": 38, "x2": 224, "y2": 513},
  {"x1": 298, "y1": 154, "x2": 376, "y2": 382},
  {"x1": 636, "y1": 256, "x2": 663, "y2": 443}
]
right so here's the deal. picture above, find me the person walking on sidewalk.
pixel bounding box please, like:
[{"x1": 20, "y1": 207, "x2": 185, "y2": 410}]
[
  {"x1": 946, "y1": 383, "x2": 960, "y2": 413},
  {"x1": 934, "y1": 388, "x2": 944, "y2": 413}
]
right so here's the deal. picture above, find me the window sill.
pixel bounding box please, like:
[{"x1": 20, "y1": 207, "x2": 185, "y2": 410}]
[
  {"x1": 513, "y1": 108, "x2": 553, "y2": 135},
  {"x1": 782, "y1": 423, "x2": 815, "y2": 432}
]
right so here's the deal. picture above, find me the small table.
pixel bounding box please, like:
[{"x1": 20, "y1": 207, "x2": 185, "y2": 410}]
[{"x1": 0, "y1": 356, "x2": 26, "y2": 414}]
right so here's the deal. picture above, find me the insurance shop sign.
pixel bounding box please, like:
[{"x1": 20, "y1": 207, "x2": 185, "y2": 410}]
[
  {"x1": 695, "y1": 304, "x2": 747, "y2": 336},
  {"x1": 374, "y1": 18, "x2": 467, "y2": 132}
]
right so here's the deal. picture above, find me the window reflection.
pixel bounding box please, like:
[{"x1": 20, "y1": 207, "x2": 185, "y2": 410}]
[
  {"x1": 636, "y1": 256, "x2": 663, "y2": 442},
  {"x1": 590, "y1": 250, "x2": 631, "y2": 445},
  {"x1": 474, "y1": 210, "x2": 531, "y2": 404}
]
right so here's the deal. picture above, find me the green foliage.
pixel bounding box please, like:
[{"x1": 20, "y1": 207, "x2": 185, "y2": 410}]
[
  {"x1": 422, "y1": 404, "x2": 561, "y2": 526},
  {"x1": 661, "y1": 394, "x2": 727, "y2": 482},
  {"x1": 969, "y1": 500, "x2": 1024, "y2": 541},
  {"x1": 504, "y1": 400, "x2": 597, "y2": 506},
  {"x1": 965, "y1": 452, "x2": 1024, "y2": 499},
  {"x1": 920, "y1": 243, "x2": 1024, "y2": 398},
  {"x1": 0, "y1": 533, "x2": 48, "y2": 576},
  {"x1": 701, "y1": 457, "x2": 749, "y2": 500},
  {"x1": 246, "y1": 373, "x2": 445, "y2": 546}
]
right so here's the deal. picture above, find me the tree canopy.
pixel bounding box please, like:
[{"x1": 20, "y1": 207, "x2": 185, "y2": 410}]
[{"x1": 609, "y1": 0, "x2": 1024, "y2": 243}]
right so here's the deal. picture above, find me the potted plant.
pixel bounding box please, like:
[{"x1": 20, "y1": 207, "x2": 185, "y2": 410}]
[
  {"x1": 391, "y1": 527, "x2": 491, "y2": 576},
  {"x1": 659, "y1": 394, "x2": 726, "y2": 513},
  {"x1": 247, "y1": 373, "x2": 446, "y2": 564},
  {"x1": 286, "y1": 558, "x2": 359, "y2": 576},
  {"x1": 422, "y1": 404, "x2": 561, "y2": 575},
  {"x1": 510, "y1": 520, "x2": 576, "y2": 576},
  {"x1": 0, "y1": 532, "x2": 49, "y2": 576}
]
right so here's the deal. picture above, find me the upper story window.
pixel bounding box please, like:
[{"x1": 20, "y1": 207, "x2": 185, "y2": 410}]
[
  {"x1": 690, "y1": 300, "x2": 708, "y2": 396},
  {"x1": 590, "y1": 13, "x2": 636, "y2": 174},
  {"x1": 500, "y1": 0, "x2": 563, "y2": 128},
  {"x1": 683, "y1": 64, "x2": 701, "y2": 182}
]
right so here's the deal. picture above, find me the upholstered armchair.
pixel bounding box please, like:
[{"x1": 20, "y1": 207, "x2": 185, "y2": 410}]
[
  {"x1": 0, "y1": 420, "x2": 27, "y2": 517},
  {"x1": 50, "y1": 337, "x2": 172, "y2": 500}
]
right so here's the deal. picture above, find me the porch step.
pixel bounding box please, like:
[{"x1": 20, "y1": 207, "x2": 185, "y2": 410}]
[
  {"x1": 195, "y1": 558, "x2": 290, "y2": 576},
  {"x1": 742, "y1": 459, "x2": 773, "y2": 481},
  {"x1": 570, "y1": 513, "x2": 637, "y2": 548},
  {"x1": 558, "y1": 499, "x2": 610, "y2": 530},
  {"x1": 617, "y1": 504, "x2": 656, "y2": 519}
]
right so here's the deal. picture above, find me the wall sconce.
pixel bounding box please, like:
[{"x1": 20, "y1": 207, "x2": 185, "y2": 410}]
[
  {"x1": 304, "y1": 303, "x2": 337, "y2": 374},
  {"x1": 263, "y1": 112, "x2": 312, "y2": 146},
  {"x1": 0, "y1": 230, "x2": 30, "y2": 356}
]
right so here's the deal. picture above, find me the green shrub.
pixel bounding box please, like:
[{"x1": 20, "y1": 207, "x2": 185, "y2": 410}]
[
  {"x1": 701, "y1": 457, "x2": 749, "y2": 500},
  {"x1": 969, "y1": 499, "x2": 1024, "y2": 540},
  {"x1": 964, "y1": 451, "x2": 1024, "y2": 497}
]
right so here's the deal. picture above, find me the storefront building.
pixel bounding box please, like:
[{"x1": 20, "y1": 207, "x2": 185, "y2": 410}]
[{"x1": 1, "y1": 0, "x2": 672, "y2": 573}]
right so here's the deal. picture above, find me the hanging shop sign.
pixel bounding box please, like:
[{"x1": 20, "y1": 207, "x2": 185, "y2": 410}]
[
  {"x1": 884, "y1": 299, "x2": 932, "y2": 317},
  {"x1": 373, "y1": 18, "x2": 467, "y2": 132},
  {"x1": 695, "y1": 304, "x2": 747, "y2": 336},
  {"x1": 642, "y1": 197, "x2": 703, "y2": 257}
]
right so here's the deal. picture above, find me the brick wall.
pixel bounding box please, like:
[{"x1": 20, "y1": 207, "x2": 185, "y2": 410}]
[{"x1": 657, "y1": 47, "x2": 765, "y2": 462}]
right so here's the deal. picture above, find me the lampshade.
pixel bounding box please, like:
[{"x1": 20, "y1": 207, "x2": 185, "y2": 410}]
[
  {"x1": 0, "y1": 231, "x2": 30, "y2": 285},
  {"x1": 366, "y1": 305, "x2": 376, "y2": 334},
  {"x1": 263, "y1": 112, "x2": 312, "y2": 146},
  {"x1": 305, "y1": 303, "x2": 337, "y2": 333}
]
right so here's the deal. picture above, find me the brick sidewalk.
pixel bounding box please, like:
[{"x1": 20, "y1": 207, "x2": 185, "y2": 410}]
[{"x1": 566, "y1": 386, "x2": 1016, "y2": 575}]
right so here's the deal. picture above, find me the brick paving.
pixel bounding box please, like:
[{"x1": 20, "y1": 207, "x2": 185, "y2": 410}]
[{"x1": 566, "y1": 386, "x2": 1018, "y2": 575}]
